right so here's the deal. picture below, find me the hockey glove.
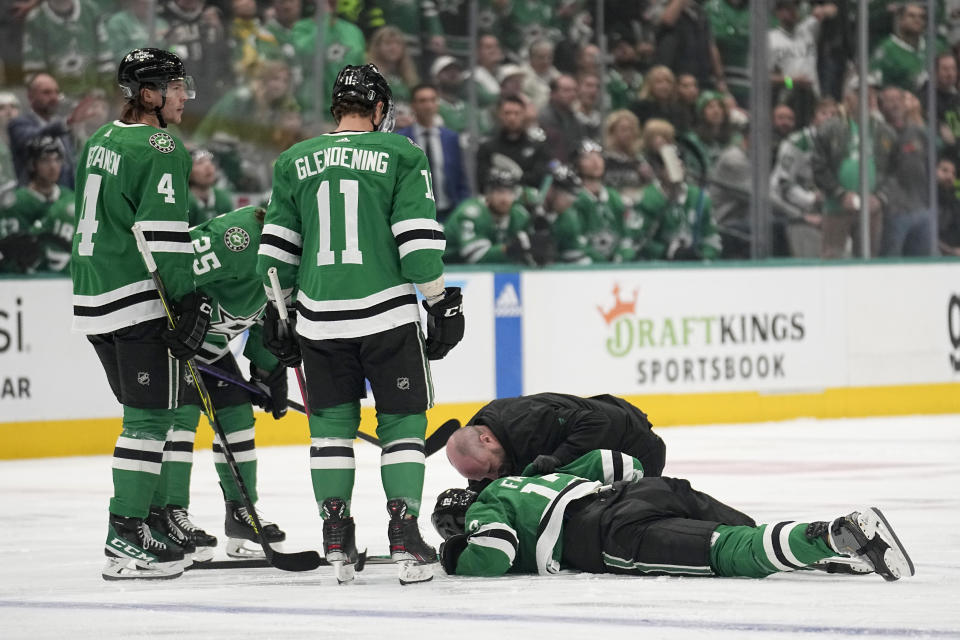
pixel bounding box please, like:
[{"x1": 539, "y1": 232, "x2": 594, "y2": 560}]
[
  {"x1": 0, "y1": 233, "x2": 42, "y2": 273},
  {"x1": 262, "y1": 303, "x2": 302, "y2": 367},
  {"x1": 422, "y1": 286, "x2": 464, "y2": 360},
  {"x1": 163, "y1": 291, "x2": 213, "y2": 361},
  {"x1": 439, "y1": 533, "x2": 468, "y2": 575},
  {"x1": 527, "y1": 454, "x2": 561, "y2": 475},
  {"x1": 250, "y1": 363, "x2": 289, "y2": 419},
  {"x1": 505, "y1": 232, "x2": 533, "y2": 265}
]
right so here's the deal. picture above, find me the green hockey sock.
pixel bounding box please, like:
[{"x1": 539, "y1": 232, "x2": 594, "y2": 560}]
[
  {"x1": 153, "y1": 404, "x2": 201, "y2": 508},
  {"x1": 711, "y1": 522, "x2": 836, "y2": 578},
  {"x1": 210, "y1": 403, "x2": 259, "y2": 504},
  {"x1": 109, "y1": 406, "x2": 172, "y2": 518},
  {"x1": 377, "y1": 412, "x2": 427, "y2": 516},
  {"x1": 309, "y1": 401, "x2": 360, "y2": 517}
]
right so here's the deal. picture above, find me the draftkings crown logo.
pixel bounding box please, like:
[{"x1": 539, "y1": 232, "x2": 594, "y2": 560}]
[{"x1": 597, "y1": 284, "x2": 638, "y2": 325}]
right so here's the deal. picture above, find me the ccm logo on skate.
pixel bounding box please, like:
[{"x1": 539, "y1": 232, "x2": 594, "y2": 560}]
[{"x1": 108, "y1": 537, "x2": 155, "y2": 562}]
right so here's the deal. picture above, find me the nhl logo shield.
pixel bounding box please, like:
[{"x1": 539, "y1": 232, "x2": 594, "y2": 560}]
[
  {"x1": 149, "y1": 132, "x2": 176, "y2": 154},
  {"x1": 137, "y1": 371, "x2": 150, "y2": 386},
  {"x1": 396, "y1": 377, "x2": 410, "y2": 390},
  {"x1": 224, "y1": 226, "x2": 251, "y2": 252}
]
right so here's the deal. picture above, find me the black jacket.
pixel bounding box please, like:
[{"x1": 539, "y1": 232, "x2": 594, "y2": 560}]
[{"x1": 466, "y1": 393, "x2": 666, "y2": 484}]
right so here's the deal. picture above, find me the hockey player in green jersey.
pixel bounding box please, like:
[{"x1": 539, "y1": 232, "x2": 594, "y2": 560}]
[
  {"x1": 443, "y1": 168, "x2": 536, "y2": 265},
  {"x1": 635, "y1": 144, "x2": 723, "y2": 261},
  {"x1": 147, "y1": 205, "x2": 288, "y2": 563},
  {"x1": 0, "y1": 136, "x2": 72, "y2": 273},
  {"x1": 553, "y1": 140, "x2": 637, "y2": 263},
  {"x1": 257, "y1": 63, "x2": 465, "y2": 585},
  {"x1": 433, "y1": 450, "x2": 915, "y2": 583},
  {"x1": 71, "y1": 49, "x2": 212, "y2": 581}
]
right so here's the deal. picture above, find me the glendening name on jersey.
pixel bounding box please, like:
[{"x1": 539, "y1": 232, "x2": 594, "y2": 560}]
[{"x1": 295, "y1": 146, "x2": 390, "y2": 179}]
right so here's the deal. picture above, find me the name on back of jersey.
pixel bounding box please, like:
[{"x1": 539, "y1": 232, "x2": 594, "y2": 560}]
[
  {"x1": 295, "y1": 146, "x2": 390, "y2": 180},
  {"x1": 86, "y1": 145, "x2": 120, "y2": 175}
]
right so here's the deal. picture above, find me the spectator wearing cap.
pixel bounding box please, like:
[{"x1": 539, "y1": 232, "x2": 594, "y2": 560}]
[
  {"x1": 811, "y1": 75, "x2": 894, "y2": 258},
  {"x1": 553, "y1": 140, "x2": 637, "y2": 264},
  {"x1": 539, "y1": 74, "x2": 585, "y2": 165},
  {"x1": 187, "y1": 150, "x2": 235, "y2": 226},
  {"x1": 521, "y1": 39, "x2": 561, "y2": 112},
  {"x1": 769, "y1": 0, "x2": 834, "y2": 127},
  {"x1": 497, "y1": 64, "x2": 538, "y2": 125},
  {"x1": 683, "y1": 90, "x2": 741, "y2": 175},
  {"x1": 397, "y1": 83, "x2": 470, "y2": 222},
  {"x1": 443, "y1": 168, "x2": 535, "y2": 265},
  {"x1": 0, "y1": 92, "x2": 21, "y2": 190},
  {"x1": 431, "y1": 54, "x2": 491, "y2": 135},
  {"x1": 476, "y1": 93, "x2": 550, "y2": 191},
  {"x1": 606, "y1": 31, "x2": 646, "y2": 112},
  {"x1": 7, "y1": 73, "x2": 97, "y2": 189},
  {"x1": 470, "y1": 33, "x2": 505, "y2": 109}
]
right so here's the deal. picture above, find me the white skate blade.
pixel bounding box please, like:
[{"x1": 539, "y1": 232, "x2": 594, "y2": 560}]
[
  {"x1": 102, "y1": 555, "x2": 185, "y2": 581},
  {"x1": 396, "y1": 560, "x2": 434, "y2": 585},
  {"x1": 331, "y1": 560, "x2": 355, "y2": 584},
  {"x1": 190, "y1": 545, "x2": 217, "y2": 564},
  {"x1": 226, "y1": 538, "x2": 266, "y2": 559},
  {"x1": 867, "y1": 508, "x2": 916, "y2": 581}
]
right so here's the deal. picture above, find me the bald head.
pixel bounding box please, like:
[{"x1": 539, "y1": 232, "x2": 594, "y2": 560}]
[{"x1": 445, "y1": 425, "x2": 507, "y2": 481}]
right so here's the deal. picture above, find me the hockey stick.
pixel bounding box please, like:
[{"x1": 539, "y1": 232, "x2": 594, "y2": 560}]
[
  {"x1": 132, "y1": 224, "x2": 322, "y2": 572},
  {"x1": 266, "y1": 267, "x2": 312, "y2": 413},
  {"x1": 190, "y1": 554, "x2": 396, "y2": 570},
  {"x1": 193, "y1": 363, "x2": 461, "y2": 456}
]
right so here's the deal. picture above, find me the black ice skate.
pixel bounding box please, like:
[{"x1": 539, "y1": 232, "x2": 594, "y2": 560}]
[
  {"x1": 148, "y1": 505, "x2": 218, "y2": 563},
  {"x1": 824, "y1": 507, "x2": 915, "y2": 581},
  {"x1": 322, "y1": 497, "x2": 366, "y2": 584},
  {"x1": 386, "y1": 499, "x2": 437, "y2": 585},
  {"x1": 224, "y1": 500, "x2": 286, "y2": 559},
  {"x1": 103, "y1": 513, "x2": 187, "y2": 580}
]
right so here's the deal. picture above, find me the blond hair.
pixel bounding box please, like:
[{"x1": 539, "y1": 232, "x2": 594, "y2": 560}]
[
  {"x1": 640, "y1": 118, "x2": 676, "y2": 153},
  {"x1": 603, "y1": 109, "x2": 641, "y2": 154},
  {"x1": 367, "y1": 26, "x2": 419, "y2": 90},
  {"x1": 638, "y1": 65, "x2": 676, "y2": 100}
]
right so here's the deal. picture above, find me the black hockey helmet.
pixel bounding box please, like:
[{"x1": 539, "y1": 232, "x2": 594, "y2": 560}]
[
  {"x1": 118, "y1": 48, "x2": 195, "y2": 100},
  {"x1": 484, "y1": 166, "x2": 520, "y2": 192},
  {"x1": 329, "y1": 63, "x2": 395, "y2": 132},
  {"x1": 25, "y1": 135, "x2": 64, "y2": 176},
  {"x1": 431, "y1": 488, "x2": 478, "y2": 541}
]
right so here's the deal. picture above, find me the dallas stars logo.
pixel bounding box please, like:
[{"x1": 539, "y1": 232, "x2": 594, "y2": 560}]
[
  {"x1": 149, "y1": 132, "x2": 176, "y2": 154},
  {"x1": 224, "y1": 226, "x2": 250, "y2": 252},
  {"x1": 208, "y1": 303, "x2": 266, "y2": 339}
]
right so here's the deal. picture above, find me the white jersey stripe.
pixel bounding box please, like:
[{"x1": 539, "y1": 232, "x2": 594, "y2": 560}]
[
  {"x1": 310, "y1": 457, "x2": 356, "y2": 470},
  {"x1": 162, "y1": 450, "x2": 195, "y2": 464},
  {"x1": 469, "y1": 535, "x2": 517, "y2": 563},
  {"x1": 259, "y1": 244, "x2": 301, "y2": 265},
  {"x1": 136, "y1": 220, "x2": 189, "y2": 232},
  {"x1": 115, "y1": 437, "x2": 165, "y2": 453},
  {"x1": 72, "y1": 301, "x2": 166, "y2": 334},
  {"x1": 296, "y1": 304, "x2": 421, "y2": 340},
  {"x1": 73, "y1": 279, "x2": 157, "y2": 306},
  {"x1": 262, "y1": 224, "x2": 303, "y2": 246},
  {"x1": 380, "y1": 450, "x2": 426, "y2": 466},
  {"x1": 145, "y1": 240, "x2": 193, "y2": 254},
  {"x1": 312, "y1": 437, "x2": 355, "y2": 448},
  {"x1": 778, "y1": 522, "x2": 805, "y2": 568},
  {"x1": 601, "y1": 450, "x2": 614, "y2": 484},
  {"x1": 762, "y1": 523, "x2": 796, "y2": 572},
  {"x1": 398, "y1": 238, "x2": 446, "y2": 259},
  {"x1": 391, "y1": 218, "x2": 443, "y2": 236},
  {"x1": 298, "y1": 283, "x2": 417, "y2": 312},
  {"x1": 112, "y1": 458, "x2": 162, "y2": 474},
  {"x1": 166, "y1": 429, "x2": 197, "y2": 444},
  {"x1": 213, "y1": 450, "x2": 258, "y2": 464}
]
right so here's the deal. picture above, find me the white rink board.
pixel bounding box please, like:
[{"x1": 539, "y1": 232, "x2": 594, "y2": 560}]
[{"x1": 522, "y1": 263, "x2": 960, "y2": 396}]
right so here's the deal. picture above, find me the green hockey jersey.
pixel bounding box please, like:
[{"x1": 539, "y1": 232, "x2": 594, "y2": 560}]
[
  {"x1": 22, "y1": 0, "x2": 112, "y2": 95},
  {"x1": 33, "y1": 187, "x2": 75, "y2": 272},
  {"x1": 443, "y1": 196, "x2": 530, "y2": 264},
  {"x1": 190, "y1": 206, "x2": 275, "y2": 369},
  {"x1": 1, "y1": 185, "x2": 70, "y2": 237},
  {"x1": 635, "y1": 181, "x2": 722, "y2": 260},
  {"x1": 553, "y1": 186, "x2": 635, "y2": 263},
  {"x1": 71, "y1": 121, "x2": 194, "y2": 334},
  {"x1": 257, "y1": 130, "x2": 446, "y2": 340},
  {"x1": 454, "y1": 449, "x2": 646, "y2": 577}
]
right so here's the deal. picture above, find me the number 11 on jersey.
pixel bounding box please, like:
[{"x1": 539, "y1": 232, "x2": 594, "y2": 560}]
[{"x1": 316, "y1": 179, "x2": 362, "y2": 266}]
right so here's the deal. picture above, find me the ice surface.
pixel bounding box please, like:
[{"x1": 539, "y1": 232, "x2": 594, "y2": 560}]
[{"x1": 1, "y1": 414, "x2": 958, "y2": 639}]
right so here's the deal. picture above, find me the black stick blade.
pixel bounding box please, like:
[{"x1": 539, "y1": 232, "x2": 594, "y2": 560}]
[
  {"x1": 267, "y1": 548, "x2": 323, "y2": 572},
  {"x1": 426, "y1": 419, "x2": 461, "y2": 456}
]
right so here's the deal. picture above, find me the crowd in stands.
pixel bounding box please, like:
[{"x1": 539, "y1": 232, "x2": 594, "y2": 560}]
[{"x1": 3, "y1": 0, "x2": 960, "y2": 274}]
